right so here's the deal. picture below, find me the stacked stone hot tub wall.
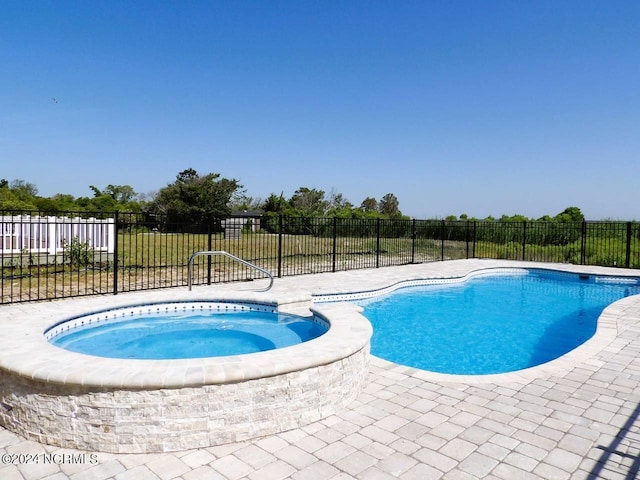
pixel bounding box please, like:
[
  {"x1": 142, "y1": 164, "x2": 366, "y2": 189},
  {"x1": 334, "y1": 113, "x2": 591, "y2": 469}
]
[{"x1": 0, "y1": 296, "x2": 372, "y2": 454}]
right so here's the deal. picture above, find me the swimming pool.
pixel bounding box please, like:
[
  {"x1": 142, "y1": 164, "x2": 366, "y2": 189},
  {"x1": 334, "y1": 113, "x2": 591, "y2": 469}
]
[
  {"x1": 355, "y1": 269, "x2": 640, "y2": 374},
  {"x1": 47, "y1": 302, "x2": 328, "y2": 359}
]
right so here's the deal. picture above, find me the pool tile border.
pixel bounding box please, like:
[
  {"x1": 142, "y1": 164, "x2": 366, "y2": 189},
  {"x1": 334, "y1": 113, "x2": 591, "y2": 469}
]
[{"x1": 44, "y1": 301, "x2": 281, "y2": 341}]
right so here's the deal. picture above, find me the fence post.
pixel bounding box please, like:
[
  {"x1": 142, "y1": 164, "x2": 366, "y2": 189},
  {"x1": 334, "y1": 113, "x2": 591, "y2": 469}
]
[
  {"x1": 625, "y1": 222, "x2": 632, "y2": 268},
  {"x1": 465, "y1": 221, "x2": 470, "y2": 259},
  {"x1": 580, "y1": 221, "x2": 587, "y2": 265},
  {"x1": 332, "y1": 217, "x2": 337, "y2": 272},
  {"x1": 440, "y1": 220, "x2": 445, "y2": 261},
  {"x1": 376, "y1": 218, "x2": 381, "y2": 268},
  {"x1": 112, "y1": 211, "x2": 119, "y2": 295},
  {"x1": 277, "y1": 215, "x2": 283, "y2": 278},
  {"x1": 472, "y1": 222, "x2": 477, "y2": 258},
  {"x1": 207, "y1": 223, "x2": 212, "y2": 285},
  {"x1": 411, "y1": 219, "x2": 416, "y2": 263},
  {"x1": 522, "y1": 221, "x2": 527, "y2": 261}
]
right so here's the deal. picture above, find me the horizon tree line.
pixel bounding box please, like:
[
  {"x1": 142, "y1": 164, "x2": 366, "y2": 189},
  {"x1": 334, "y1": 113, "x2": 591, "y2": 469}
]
[{"x1": 0, "y1": 171, "x2": 594, "y2": 224}]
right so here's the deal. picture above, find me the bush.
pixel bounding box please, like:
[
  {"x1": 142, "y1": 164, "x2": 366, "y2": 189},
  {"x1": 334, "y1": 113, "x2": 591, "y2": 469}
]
[{"x1": 63, "y1": 237, "x2": 94, "y2": 267}]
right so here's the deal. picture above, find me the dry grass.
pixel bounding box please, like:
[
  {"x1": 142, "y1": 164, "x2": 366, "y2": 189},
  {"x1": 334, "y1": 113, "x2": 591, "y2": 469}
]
[{"x1": 1, "y1": 232, "x2": 458, "y2": 303}]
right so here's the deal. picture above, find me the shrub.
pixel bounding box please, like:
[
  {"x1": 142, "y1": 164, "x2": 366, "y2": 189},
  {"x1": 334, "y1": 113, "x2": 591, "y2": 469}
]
[{"x1": 63, "y1": 237, "x2": 94, "y2": 267}]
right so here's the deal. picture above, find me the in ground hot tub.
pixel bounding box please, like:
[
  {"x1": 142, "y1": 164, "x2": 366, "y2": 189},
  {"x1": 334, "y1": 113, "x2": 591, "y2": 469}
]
[
  {"x1": 0, "y1": 291, "x2": 372, "y2": 453},
  {"x1": 46, "y1": 301, "x2": 329, "y2": 359}
]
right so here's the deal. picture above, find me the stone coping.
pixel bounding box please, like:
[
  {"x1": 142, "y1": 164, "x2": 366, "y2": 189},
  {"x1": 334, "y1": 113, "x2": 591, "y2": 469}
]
[
  {"x1": 0, "y1": 290, "x2": 372, "y2": 389},
  {"x1": 312, "y1": 265, "x2": 639, "y2": 302},
  {"x1": 301, "y1": 260, "x2": 640, "y2": 296},
  {"x1": 1, "y1": 259, "x2": 639, "y2": 389}
]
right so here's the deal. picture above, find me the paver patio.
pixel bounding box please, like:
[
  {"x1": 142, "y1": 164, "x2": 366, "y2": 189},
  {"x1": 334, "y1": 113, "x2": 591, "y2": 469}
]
[{"x1": 1, "y1": 260, "x2": 639, "y2": 479}]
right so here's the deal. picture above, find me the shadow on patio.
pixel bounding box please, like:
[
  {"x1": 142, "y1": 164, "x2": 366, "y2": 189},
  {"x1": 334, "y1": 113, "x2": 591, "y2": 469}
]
[{"x1": 588, "y1": 401, "x2": 640, "y2": 479}]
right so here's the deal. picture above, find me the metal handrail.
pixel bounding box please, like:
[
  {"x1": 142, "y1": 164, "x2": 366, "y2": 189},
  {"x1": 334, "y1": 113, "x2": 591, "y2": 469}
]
[{"x1": 187, "y1": 250, "x2": 274, "y2": 292}]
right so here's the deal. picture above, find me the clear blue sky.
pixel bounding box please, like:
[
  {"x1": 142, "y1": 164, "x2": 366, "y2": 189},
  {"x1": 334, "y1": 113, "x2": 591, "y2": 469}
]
[{"x1": 2, "y1": 1, "x2": 639, "y2": 220}]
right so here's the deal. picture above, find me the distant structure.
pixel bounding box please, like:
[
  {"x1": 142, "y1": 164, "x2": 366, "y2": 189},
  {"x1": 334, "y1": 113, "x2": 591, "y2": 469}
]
[{"x1": 222, "y1": 210, "x2": 262, "y2": 239}]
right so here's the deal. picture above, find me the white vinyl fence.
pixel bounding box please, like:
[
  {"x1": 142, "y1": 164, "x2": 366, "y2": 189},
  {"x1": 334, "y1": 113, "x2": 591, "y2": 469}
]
[{"x1": 0, "y1": 215, "x2": 115, "y2": 255}]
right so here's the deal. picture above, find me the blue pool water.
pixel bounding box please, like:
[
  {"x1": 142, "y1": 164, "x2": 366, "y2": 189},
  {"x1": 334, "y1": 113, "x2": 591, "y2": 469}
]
[
  {"x1": 357, "y1": 270, "x2": 640, "y2": 375},
  {"x1": 50, "y1": 310, "x2": 327, "y2": 359}
]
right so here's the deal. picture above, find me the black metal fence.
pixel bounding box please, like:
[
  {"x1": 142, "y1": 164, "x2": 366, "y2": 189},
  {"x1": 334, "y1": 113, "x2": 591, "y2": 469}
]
[{"x1": 1, "y1": 211, "x2": 639, "y2": 304}]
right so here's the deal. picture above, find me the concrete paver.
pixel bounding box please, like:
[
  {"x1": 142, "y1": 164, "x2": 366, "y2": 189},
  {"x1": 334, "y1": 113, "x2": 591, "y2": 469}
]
[{"x1": 1, "y1": 260, "x2": 639, "y2": 479}]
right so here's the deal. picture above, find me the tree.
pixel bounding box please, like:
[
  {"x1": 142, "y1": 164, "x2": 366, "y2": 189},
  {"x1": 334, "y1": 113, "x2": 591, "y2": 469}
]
[
  {"x1": 151, "y1": 168, "x2": 241, "y2": 225},
  {"x1": 10, "y1": 179, "x2": 38, "y2": 200},
  {"x1": 554, "y1": 206, "x2": 584, "y2": 223},
  {"x1": 88, "y1": 184, "x2": 140, "y2": 211},
  {"x1": 0, "y1": 180, "x2": 37, "y2": 212},
  {"x1": 0, "y1": 197, "x2": 36, "y2": 212},
  {"x1": 33, "y1": 197, "x2": 62, "y2": 213},
  {"x1": 110, "y1": 185, "x2": 136, "y2": 203},
  {"x1": 262, "y1": 193, "x2": 289, "y2": 214},
  {"x1": 230, "y1": 192, "x2": 262, "y2": 211},
  {"x1": 325, "y1": 190, "x2": 355, "y2": 217},
  {"x1": 290, "y1": 187, "x2": 328, "y2": 215},
  {"x1": 87, "y1": 194, "x2": 119, "y2": 211},
  {"x1": 500, "y1": 214, "x2": 529, "y2": 222},
  {"x1": 379, "y1": 193, "x2": 400, "y2": 218},
  {"x1": 360, "y1": 197, "x2": 378, "y2": 213},
  {"x1": 327, "y1": 190, "x2": 351, "y2": 210}
]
